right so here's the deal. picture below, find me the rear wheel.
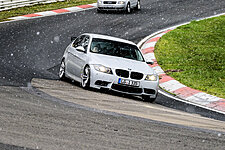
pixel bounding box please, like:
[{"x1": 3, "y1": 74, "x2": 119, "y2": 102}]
[
  {"x1": 142, "y1": 95, "x2": 157, "y2": 103},
  {"x1": 59, "y1": 60, "x2": 66, "y2": 80},
  {"x1": 81, "y1": 65, "x2": 90, "y2": 88}
]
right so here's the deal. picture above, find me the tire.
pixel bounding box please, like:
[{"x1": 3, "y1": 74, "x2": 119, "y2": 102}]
[
  {"x1": 97, "y1": 9, "x2": 102, "y2": 13},
  {"x1": 135, "y1": 0, "x2": 141, "y2": 10},
  {"x1": 59, "y1": 60, "x2": 66, "y2": 80},
  {"x1": 126, "y1": 3, "x2": 131, "y2": 13},
  {"x1": 81, "y1": 65, "x2": 90, "y2": 88},
  {"x1": 142, "y1": 95, "x2": 157, "y2": 103}
]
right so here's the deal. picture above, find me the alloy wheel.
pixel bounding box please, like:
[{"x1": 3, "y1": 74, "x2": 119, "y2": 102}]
[
  {"x1": 137, "y1": 0, "x2": 141, "y2": 10},
  {"x1": 59, "y1": 60, "x2": 65, "y2": 80},
  {"x1": 81, "y1": 66, "x2": 90, "y2": 88},
  {"x1": 126, "y1": 3, "x2": 131, "y2": 13}
]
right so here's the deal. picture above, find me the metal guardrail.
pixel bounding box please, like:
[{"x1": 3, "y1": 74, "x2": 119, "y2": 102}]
[{"x1": 0, "y1": 0, "x2": 65, "y2": 11}]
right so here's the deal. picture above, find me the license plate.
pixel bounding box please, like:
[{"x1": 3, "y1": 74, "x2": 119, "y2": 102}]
[{"x1": 118, "y1": 78, "x2": 140, "y2": 87}]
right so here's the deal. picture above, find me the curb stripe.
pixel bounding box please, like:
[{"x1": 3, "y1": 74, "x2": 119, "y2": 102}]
[
  {"x1": 36, "y1": 11, "x2": 58, "y2": 16},
  {"x1": 152, "y1": 66, "x2": 165, "y2": 75},
  {"x1": 160, "y1": 80, "x2": 186, "y2": 92},
  {"x1": 206, "y1": 99, "x2": 225, "y2": 111},
  {"x1": 64, "y1": 7, "x2": 83, "y2": 12},
  {"x1": 159, "y1": 74, "x2": 174, "y2": 84},
  {"x1": 142, "y1": 47, "x2": 154, "y2": 54},
  {"x1": 52, "y1": 9, "x2": 69, "y2": 13},
  {"x1": 143, "y1": 53, "x2": 155, "y2": 61},
  {"x1": 142, "y1": 42, "x2": 157, "y2": 49},
  {"x1": 163, "y1": 29, "x2": 172, "y2": 33},
  {"x1": 146, "y1": 37, "x2": 161, "y2": 43},
  {"x1": 77, "y1": 4, "x2": 94, "y2": 9},
  {"x1": 172, "y1": 87, "x2": 201, "y2": 99},
  {"x1": 23, "y1": 14, "x2": 42, "y2": 17},
  {"x1": 186, "y1": 92, "x2": 222, "y2": 105},
  {"x1": 7, "y1": 3, "x2": 97, "y2": 21}
]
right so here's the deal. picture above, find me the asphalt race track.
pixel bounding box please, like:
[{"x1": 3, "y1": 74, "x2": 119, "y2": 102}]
[{"x1": 0, "y1": 0, "x2": 225, "y2": 149}]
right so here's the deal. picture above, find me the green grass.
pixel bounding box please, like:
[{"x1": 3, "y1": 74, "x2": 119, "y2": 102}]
[
  {"x1": 0, "y1": 0, "x2": 97, "y2": 22},
  {"x1": 155, "y1": 15, "x2": 225, "y2": 99}
]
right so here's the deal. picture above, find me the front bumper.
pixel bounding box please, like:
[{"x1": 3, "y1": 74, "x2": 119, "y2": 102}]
[
  {"x1": 97, "y1": 3, "x2": 126, "y2": 11},
  {"x1": 89, "y1": 65, "x2": 159, "y2": 98}
]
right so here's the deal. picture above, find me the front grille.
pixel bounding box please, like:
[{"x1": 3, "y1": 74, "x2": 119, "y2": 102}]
[
  {"x1": 115, "y1": 69, "x2": 144, "y2": 80},
  {"x1": 112, "y1": 84, "x2": 143, "y2": 93},
  {"x1": 103, "y1": 1, "x2": 116, "y2": 4},
  {"x1": 144, "y1": 88, "x2": 156, "y2": 94},
  {"x1": 131, "y1": 72, "x2": 143, "y2": 80},
  {"x1": 116, "y1": 69, "x2": 129, "y2": 78}
]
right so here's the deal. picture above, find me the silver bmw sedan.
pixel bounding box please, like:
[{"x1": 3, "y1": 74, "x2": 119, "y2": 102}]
[
  {"x1": 97, "y1": 0, "x2": 141, "y2": 13},
  {"x1": 59, "y1": 33, "x2": 159, "y2": 102}
]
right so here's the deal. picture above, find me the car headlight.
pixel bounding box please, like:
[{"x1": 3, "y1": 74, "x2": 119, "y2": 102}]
[
  {"x1": 145, "y1": 74, "x2": 158, "y2": 81},
  {"x1": 98, "y1": 1, "x2": 103, "y2": 4},
  {"x1": 118, "y1": 1, "x2": 125, "y2": 4},
  {"x1": 94, "y1": 65, "x2": 113, "y2": 74}
]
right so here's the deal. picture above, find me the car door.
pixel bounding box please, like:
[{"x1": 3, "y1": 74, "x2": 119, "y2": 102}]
[
  {"x1": 74, "y1": 35, "x2": 90, "y2": 79},
  {"x1": 66, "y1": 35, "x2": 89, "y2": 81},
  {"x1": 66, "y1": 35, "x2": 83, "y2": 80}
]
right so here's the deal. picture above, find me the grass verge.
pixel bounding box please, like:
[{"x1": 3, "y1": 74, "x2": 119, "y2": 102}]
[
  {"x1": 0, "y1": 0, "x2": 97, "y2": 22},
  {"x1": 155, "y1": 15, "x2": 225, "y2": 99}
]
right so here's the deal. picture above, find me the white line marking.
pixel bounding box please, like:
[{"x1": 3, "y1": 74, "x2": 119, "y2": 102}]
[
  {"x1": 36, "y1": 11, "x2": 58, "y2": 16},
  {"x1": 64, "y1": 7, "x2": 83, "y2": 12},
  {"x1": 141, "y1": 42, "x2": 157, "y2": 49},
  {"x1": 152, "y1": 66, "x2": 165, "y2": 75},
  {"x1": 160, "y1": 80, "x2": 186, "y2": 92},
  {"x1": 143, "y1": 53, "x2": 155, "y2": 60},
  {"x1": 186, "y1": 93, "x2": 223, "y2": 105}
]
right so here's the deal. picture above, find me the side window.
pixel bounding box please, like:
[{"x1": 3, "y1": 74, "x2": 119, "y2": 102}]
[
  {"x1": 72, "y1": 36, "x2": 84, "y2": 48},
  {"x1": 81, "y1": 36, "x2": 90, "y2": 51}
]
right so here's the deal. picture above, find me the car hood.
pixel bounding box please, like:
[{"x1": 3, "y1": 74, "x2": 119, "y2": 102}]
[{"x1": 89, "y1": 53, "x2": 155, "y2": 74}]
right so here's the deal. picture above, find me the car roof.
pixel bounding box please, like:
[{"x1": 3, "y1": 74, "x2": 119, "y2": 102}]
[{"x1": 83, "y1": 33, "x2": 137, "y2": 46}]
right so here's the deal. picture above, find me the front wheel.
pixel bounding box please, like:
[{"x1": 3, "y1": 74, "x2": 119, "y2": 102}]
[
  {"x1": 59, "y1": 60, "x2": 66, "y2": 80},
  {"x1": 81, "y1": 66, "x2": 90, "y2": 88},
  {"x1": 135, "y1": 0, "x2": 141, "y2": 10},
  {"x1": 97, "y1": 9, "x2": 102, "y2": 13},
  {"x1": 126, "y1": 3, "x2": 131, "y2": 13},
  {"x1": 142, "y1": 95, "x2": 157, "y2": 103}
]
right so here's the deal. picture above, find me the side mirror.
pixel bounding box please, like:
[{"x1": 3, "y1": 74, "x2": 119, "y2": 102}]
[
  {"x1": 146, "y1": 60, "x2": 154, "y2": 65},
  {"x1": 76, "y1": 46, "x2": 85, "y2": 52},
  {"x1": 71, "y1": 36, "x2": 77, "y2": 41}
]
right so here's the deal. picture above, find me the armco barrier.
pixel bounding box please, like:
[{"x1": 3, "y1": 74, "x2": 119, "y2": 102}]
[{"x1": 0, "y1": 0, "x2": 64, "y2": 11}]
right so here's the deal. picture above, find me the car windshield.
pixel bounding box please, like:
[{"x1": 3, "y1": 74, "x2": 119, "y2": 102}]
[{"x1": 90, "y1": 38, "x2": 145, "y2": 62}]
